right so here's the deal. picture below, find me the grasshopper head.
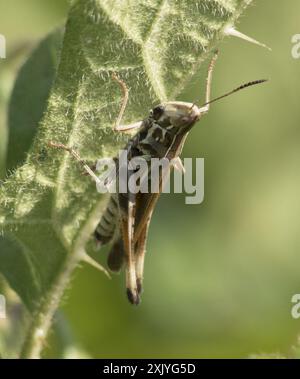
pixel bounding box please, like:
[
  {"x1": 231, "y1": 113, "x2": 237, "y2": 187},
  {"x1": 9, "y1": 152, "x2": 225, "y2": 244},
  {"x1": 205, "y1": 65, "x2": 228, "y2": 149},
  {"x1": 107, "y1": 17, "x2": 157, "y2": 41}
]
[
  {"x1": 149, "y1": 80, "x2": 268, "y2": 130},
  {"x1": 149, "y1": 101, "x2": 202, "y2": 129}
]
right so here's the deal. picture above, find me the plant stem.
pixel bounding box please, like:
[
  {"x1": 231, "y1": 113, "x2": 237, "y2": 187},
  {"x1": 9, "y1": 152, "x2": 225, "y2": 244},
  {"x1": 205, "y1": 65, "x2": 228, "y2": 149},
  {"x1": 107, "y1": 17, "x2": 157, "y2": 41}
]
[{"x1": 19, "y1": 247, "x2": 81, "y2": 358}]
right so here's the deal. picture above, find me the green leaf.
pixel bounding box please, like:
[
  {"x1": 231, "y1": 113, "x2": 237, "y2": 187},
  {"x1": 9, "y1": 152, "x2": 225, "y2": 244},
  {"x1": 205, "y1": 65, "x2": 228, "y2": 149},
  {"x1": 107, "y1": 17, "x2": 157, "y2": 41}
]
[
  {"x1": 0, "y1": 29, "x2": 64, "y2": 313},
  {"x1": 0, "y1": 31, "x2": 64, "y2": 319},
  {"x1": 0, "y1": 0, "x2": 253, "y2": 357},
  {"x1": 7, "y1": 29, "x2": 63, "y2": 171}
]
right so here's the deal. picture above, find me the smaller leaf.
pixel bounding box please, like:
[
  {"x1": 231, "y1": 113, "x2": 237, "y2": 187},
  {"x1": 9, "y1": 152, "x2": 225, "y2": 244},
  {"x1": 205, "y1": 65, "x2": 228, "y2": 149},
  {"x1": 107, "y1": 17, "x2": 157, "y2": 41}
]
[
  {"x1": 7, "y1": 29, "x2": 63, "y2": 171},
  {"x1": 0, "y1": 236, "x2": 40, "y2": 311}
]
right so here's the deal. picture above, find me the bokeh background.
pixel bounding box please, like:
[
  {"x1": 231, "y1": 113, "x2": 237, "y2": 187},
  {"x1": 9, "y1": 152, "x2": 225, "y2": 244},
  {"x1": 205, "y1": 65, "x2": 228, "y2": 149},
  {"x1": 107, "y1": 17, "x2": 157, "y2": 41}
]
[{"x1": 1, "y1": 0, "x2": 300, "y2": 358}]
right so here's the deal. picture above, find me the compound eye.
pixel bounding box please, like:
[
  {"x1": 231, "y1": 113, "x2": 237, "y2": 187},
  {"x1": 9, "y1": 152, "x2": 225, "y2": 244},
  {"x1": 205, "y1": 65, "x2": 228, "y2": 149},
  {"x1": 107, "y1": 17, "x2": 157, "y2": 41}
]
[{"x1": 152, "y1": 105, "x2": 164, "y2": 120}]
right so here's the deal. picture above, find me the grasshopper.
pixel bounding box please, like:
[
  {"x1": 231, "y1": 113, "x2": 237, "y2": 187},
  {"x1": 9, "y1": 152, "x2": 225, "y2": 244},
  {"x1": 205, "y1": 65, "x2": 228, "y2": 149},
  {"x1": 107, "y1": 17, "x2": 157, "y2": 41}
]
[{"x1": 49, "y1": 51, "x2": 267, "y2": 305}]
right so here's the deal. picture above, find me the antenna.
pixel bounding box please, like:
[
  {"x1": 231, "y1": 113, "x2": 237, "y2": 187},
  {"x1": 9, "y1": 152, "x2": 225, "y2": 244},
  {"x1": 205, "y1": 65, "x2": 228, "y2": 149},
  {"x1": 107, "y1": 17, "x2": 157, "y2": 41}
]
[{"x1": 200, "y1": 79, "x2": 268, "y2": 108}]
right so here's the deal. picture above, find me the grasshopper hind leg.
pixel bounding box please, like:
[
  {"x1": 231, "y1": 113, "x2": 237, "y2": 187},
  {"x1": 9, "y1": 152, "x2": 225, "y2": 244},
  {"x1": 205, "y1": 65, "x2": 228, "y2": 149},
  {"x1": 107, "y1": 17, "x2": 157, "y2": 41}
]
[
  {"x1": 135, "y1": 217, "x2": 151, "y2": 295},
  {"x1": 118, "y1": 192, "x2": 140, "y2": 305}
]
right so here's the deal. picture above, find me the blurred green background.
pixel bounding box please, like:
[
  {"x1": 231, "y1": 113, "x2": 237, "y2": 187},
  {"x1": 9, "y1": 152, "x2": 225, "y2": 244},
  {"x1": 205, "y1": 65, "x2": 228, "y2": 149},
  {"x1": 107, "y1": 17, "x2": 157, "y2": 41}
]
[{"x1": 1, "y1": 0, "x2": 300, "y2": 358}]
